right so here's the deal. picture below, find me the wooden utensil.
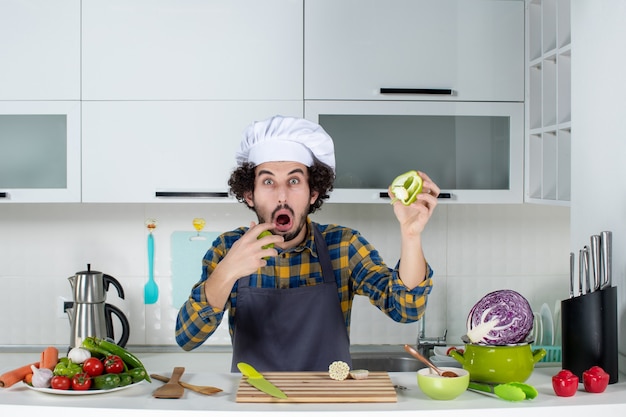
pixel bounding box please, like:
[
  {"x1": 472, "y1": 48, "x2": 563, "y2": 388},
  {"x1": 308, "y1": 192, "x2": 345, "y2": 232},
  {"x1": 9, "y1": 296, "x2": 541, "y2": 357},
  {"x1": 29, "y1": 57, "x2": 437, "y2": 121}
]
[
  {"x1": 403, "y1": 344, "x2": 458, "y2": 377},
  {"x1": 151, "y1": 373, "x2": 222, "y2": 395},
  {"x1": 152, "y1": 367, "x2": 185, "y2": 398}
]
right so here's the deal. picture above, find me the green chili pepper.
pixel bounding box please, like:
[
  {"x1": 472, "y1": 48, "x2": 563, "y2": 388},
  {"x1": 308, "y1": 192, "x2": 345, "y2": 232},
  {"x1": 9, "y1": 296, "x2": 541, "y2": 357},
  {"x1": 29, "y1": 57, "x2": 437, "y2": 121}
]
[
  {"x1": 81, "y1": 337, "x2": 114, "y2": 358},
  {"x1": 53, "y1": 358, "x2": 83, "y2": 378},
  {"x1": 93, "y1": 373, "x2": 122, "y2": 390},
  {"x1": 390, "y1": 170, "x2": 423, "y2": 205}
]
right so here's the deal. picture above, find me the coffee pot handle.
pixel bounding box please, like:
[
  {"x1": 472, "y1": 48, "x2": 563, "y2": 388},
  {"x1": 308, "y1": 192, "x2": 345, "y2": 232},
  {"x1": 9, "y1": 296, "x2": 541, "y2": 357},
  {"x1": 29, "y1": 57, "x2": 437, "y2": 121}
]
[
  {"x1": 105, "y1": 303, "x2": 130, "y2": 348},
  {"x1": 103, "y1": 274, "x2": 125, "y2": 299}
]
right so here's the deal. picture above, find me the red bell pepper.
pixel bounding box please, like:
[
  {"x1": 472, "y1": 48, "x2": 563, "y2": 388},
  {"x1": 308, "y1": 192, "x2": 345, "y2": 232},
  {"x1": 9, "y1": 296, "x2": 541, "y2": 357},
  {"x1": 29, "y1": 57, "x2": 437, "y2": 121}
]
[
  {"x1": 552, "y1": 369, "x2": 579, "y2": 397},
  {"x1": 583, "y1": 366, "x2": 609, "y2": 393}
]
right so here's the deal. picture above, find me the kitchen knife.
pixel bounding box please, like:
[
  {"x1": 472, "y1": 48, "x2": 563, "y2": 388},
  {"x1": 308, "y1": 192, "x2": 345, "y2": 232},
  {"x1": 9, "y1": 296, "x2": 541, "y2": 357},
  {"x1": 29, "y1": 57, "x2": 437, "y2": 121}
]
[
  {"x1": 583, "y1": 246, "x2": 591, "y2": 294},
  {"x1": 569, "y1": 252, "x2": 575, "y2": 298},
  {"x1": 590, "y1": 235, "x2": 601, "y2": 291},
  {"x1": 600, "y1": 231, "x2": 612, "y2": 289},
  {"x1": 237, "y1": 362, "x2": 288, "y2": 400},
  {"x1": 578, "y1": 249, "x2": 584, "y2": 296}
]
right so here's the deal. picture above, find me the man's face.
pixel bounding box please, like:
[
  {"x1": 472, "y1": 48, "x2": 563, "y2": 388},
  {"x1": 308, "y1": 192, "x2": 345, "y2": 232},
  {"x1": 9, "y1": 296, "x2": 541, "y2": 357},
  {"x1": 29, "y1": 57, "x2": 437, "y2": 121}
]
[{"x1": 245, "y1": 161, "x2": 319, "y2": 248}]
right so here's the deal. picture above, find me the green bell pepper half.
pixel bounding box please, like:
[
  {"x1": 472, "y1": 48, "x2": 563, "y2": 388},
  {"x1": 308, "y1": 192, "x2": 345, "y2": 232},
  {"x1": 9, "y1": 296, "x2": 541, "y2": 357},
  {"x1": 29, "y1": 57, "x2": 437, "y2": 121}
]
[{"x1": 390, "y1": 170, "x2": 423, "y2": 205}]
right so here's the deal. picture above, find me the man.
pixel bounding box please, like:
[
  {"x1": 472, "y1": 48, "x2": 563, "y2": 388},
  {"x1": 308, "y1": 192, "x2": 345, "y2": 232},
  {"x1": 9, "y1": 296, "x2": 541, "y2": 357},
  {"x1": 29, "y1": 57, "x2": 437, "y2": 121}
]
[{"x1": 175, "y1": 115, "x2": 440, "y2": 372}]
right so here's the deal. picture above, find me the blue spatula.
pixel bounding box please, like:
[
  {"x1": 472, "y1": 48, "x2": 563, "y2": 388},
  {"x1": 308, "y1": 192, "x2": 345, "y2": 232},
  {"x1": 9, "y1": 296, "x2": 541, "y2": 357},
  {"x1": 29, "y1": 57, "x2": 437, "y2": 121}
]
[{"x1": 144, "y1": 220, "x2": 158, "y2": 304}]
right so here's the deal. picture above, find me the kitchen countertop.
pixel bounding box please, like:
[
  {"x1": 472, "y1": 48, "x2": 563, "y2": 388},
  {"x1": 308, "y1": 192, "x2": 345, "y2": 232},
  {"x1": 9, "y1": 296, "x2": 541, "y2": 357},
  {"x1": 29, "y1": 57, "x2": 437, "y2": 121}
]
[{"x1": 1, "y1": 348, "x2": 625, "y2": 416}]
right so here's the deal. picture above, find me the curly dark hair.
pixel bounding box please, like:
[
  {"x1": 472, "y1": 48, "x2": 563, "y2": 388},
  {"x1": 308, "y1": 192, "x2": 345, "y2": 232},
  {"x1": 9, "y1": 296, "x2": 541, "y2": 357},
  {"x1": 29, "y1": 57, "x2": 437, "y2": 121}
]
[{"x1": 228, "y1": 160, "x2": 335, "y2": 214}]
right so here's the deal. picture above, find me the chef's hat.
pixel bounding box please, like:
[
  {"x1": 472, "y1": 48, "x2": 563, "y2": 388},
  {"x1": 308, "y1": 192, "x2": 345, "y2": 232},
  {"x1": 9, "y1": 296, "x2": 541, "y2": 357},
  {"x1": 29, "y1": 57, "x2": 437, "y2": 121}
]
[{"x1": 235, "y1": 115, "x2": 335, "y2": 172}]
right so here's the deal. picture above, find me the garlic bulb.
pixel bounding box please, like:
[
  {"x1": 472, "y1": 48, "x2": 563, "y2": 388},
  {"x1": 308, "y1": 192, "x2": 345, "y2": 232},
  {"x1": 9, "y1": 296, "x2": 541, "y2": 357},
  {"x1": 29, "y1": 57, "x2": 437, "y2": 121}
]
[
  {"x1": 30, "y1": 365, "x2": 53, "y2": 388},
  {"x1": 67, "y1": 347, "x2": 91, "y2": 364}
]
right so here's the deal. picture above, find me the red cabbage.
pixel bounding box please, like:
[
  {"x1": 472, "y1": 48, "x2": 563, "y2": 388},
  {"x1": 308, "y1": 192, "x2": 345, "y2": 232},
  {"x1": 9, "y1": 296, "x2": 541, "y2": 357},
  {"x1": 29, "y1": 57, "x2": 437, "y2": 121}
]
[{"x1": 466, "y1": 289, "x2": 533, "y2": 345}]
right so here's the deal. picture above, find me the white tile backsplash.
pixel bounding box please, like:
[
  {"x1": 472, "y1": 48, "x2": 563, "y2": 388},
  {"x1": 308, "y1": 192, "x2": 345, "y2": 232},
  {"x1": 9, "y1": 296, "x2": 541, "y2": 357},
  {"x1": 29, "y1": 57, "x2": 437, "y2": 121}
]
[{"x1": 0, "y1": 202, "x2": 569, "y2": 348}]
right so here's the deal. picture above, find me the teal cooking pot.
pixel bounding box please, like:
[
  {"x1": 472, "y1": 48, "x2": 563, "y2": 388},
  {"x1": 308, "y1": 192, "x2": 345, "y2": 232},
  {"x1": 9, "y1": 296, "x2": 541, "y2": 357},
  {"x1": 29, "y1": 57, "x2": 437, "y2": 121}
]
[{"x1": 449, "y1": 343, "x2": 546, "y2": 384}]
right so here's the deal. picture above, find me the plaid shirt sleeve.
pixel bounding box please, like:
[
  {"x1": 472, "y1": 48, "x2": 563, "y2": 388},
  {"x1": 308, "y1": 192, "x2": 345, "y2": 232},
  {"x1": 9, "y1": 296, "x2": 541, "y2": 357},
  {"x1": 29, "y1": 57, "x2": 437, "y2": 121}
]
[{"x1": 328, "y1": 225, "x2": 433, "y2": 326}]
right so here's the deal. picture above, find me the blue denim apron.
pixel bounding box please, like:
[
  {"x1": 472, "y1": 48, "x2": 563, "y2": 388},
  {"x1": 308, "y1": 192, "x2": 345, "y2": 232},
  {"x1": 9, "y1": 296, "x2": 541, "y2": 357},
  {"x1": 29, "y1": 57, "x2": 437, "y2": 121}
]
[{"x1": 230, "y1": 224, "x2": 352, "y2": 372}]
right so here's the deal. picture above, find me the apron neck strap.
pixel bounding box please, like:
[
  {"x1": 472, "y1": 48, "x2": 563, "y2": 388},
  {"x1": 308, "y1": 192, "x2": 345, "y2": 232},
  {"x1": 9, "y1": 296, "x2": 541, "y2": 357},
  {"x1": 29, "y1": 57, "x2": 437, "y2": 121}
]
[{"x1": 312, "y1": 223, "x2": 336, "y2": 284}]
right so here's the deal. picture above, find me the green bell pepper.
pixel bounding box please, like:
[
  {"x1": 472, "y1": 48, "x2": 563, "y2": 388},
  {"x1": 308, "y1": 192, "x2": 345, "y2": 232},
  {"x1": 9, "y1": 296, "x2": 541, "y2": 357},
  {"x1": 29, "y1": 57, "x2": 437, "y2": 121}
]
[
  {"x1": 93, "y1": 373, "x2": 122, "y2": 390},
  {"x1": 390, "y1": 170, "x2": 423, "y2": 205},
  {"x1": 53, "y1": 357, "x2": 83, "y2": 378}
]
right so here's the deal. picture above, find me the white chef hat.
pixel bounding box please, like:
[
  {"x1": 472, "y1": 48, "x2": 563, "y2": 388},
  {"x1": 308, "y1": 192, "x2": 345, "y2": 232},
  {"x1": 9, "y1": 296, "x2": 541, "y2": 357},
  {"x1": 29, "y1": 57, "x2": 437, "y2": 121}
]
[{"x1": 235, "y1": 115, "x2": 335, "y2": 172}]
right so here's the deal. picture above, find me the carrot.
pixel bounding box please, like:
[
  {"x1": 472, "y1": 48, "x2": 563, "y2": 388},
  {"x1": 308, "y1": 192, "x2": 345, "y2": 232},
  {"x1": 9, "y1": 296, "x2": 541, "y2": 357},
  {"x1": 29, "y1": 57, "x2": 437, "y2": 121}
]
[
  {"x1": 23, "y1": 373, "x2": 33, "y2": 385},
  {"x1": 0, "y1": 362, "x2": 39, "y2": 388},
  {"x1": 40, "y1": 346, "x2": 59, "y2": 371}
]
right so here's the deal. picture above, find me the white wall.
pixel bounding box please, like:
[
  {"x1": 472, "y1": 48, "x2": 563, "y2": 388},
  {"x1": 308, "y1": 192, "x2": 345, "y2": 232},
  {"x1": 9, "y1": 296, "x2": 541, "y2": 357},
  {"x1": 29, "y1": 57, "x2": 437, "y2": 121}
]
[
  {"x1": 571, "y1": 0, "x2": 626, "y2": 370},
  {"x1": 0, "y1": 202, "x2": 569, "y2": 349}
]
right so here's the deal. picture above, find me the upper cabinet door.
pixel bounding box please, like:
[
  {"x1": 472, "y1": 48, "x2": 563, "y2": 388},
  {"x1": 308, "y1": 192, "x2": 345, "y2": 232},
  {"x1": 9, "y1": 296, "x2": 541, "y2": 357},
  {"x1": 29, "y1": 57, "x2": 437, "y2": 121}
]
[
  {"x1": 305, "y1": 0, "x2": 524, "y2": 102},
  {"x1": 81, "y1": 101, "x2": 303, "y2": 203},
  {"x1": 0, "y1": 101, "x2": 81, "y2": 203},
  {"x1": 82, "y1": 0, "x2": 303, "y2": 100},
  {"x1": 0, "y1": 0, "x2": 80, "y2": 100}
]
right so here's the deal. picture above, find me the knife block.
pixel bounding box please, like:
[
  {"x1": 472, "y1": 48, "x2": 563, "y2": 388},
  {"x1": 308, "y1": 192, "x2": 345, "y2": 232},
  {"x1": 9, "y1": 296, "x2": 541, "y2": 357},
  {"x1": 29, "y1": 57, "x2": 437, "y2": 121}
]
[{"x1": 561, "y1": 286, "x2": 618, "y2": 384}]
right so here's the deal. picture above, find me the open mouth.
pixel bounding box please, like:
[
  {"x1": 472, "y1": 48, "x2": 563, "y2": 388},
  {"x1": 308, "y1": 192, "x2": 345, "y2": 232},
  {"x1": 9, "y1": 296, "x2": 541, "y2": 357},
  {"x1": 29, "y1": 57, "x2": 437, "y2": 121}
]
[{"x1": 273, "y1": 210, "x2": 293, "y2": 232}]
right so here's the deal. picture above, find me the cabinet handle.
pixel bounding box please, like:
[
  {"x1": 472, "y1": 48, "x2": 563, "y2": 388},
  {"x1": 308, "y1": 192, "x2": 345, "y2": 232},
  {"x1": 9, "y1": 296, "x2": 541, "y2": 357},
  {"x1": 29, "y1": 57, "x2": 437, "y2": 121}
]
[
  {"x1": 379, "y1": 192, "x2": 452, "y2": 199},
  {"x1": 380, "y1": 88, "x2": 453, "y2": 95},
  {"x1": 155, "y1": 191, "x2": 229, "y2": 198},
  {"x1": 0, "y1": 192, "x2": 7, "y2": 199}
]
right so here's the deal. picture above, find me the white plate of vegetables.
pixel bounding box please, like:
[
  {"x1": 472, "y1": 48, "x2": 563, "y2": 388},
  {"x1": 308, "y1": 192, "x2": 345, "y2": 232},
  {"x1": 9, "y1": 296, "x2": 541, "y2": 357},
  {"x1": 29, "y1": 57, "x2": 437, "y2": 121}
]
[{"x1": 24, "y1": 379, "x2": 145, "y2": 395}]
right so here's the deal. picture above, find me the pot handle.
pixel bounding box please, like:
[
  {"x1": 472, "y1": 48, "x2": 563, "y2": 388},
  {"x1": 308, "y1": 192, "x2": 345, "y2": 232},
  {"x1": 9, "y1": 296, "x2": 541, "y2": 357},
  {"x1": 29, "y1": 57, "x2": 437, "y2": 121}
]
[
  {"x1": 531, "y1": 348, "x2": 547, "y2": 364},
  {"x1": 105, "y1": 303, "x2": 130, "y2": 348},
  {"x1": 448, "y1": 349, "x2": 465, "y2": 364}
]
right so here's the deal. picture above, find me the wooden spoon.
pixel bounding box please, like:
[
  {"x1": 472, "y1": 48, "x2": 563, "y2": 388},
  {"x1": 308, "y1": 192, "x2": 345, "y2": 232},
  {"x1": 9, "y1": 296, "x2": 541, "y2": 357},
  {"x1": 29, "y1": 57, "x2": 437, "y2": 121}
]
[
  {"x1": 152, "y1": 367, "x2": 186, "y2": 398},
  {"x1": 151, "y1": 373, "x2": 222, "y2": 396},
  {"x1": 403, "y1": 344, "x2": 458, "y2": 378}
]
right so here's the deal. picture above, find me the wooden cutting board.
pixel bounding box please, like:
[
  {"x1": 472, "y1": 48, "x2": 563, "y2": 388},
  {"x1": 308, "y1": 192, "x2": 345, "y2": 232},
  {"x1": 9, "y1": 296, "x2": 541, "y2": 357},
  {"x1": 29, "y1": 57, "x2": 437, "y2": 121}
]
[{"x1": 236, "y1": 371, "x2": 397, "y2": 403}]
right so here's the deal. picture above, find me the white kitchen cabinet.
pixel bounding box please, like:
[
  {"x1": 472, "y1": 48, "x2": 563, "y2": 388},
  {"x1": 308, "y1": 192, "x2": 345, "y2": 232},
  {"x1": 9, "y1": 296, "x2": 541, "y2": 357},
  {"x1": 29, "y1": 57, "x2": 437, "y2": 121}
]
[
  {"x1": 0, "y1": 101, "x2": 81, "y2": 202},
  {"x1": 525, "y1": 0, "x2": 571, "y2": 205},
  {"x1": 0, "y1": 0, "x2": 80, "y2": 100},
  {"x1": 82, "y1": 101, "x2": 303, "y2": 203},
  {"x1": 305, "y1": 100, "x2": 524, "y2": 204},
  {"x1": 305, "y1": 0, "x2": 524, "y2": 102},
  {"x1": 82, "y1": 0, "x2": 303, "y2": 101}
]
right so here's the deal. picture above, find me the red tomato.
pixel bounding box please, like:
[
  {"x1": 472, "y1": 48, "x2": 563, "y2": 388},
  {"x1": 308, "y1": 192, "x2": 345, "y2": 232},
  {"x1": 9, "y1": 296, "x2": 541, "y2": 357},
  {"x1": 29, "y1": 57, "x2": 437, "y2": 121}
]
[
  {"x1": 552, "y1": 369, "x2": 579, "y2": 397},
  {"x1": 583, "y1": 366, "x2": 610, "y2": 393},
  {"x1": 82, "y1": 357, "x2": 104, "y2": 377},
  {"x1": 50, "y1": 375, "x2": 71, "y2": 390},
  {"x1": 103, "y1": 355, "x2": 125, "y2": 374},
  {"x1": 71, "y1": 372, "x2": 92, "y2": 391}
]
